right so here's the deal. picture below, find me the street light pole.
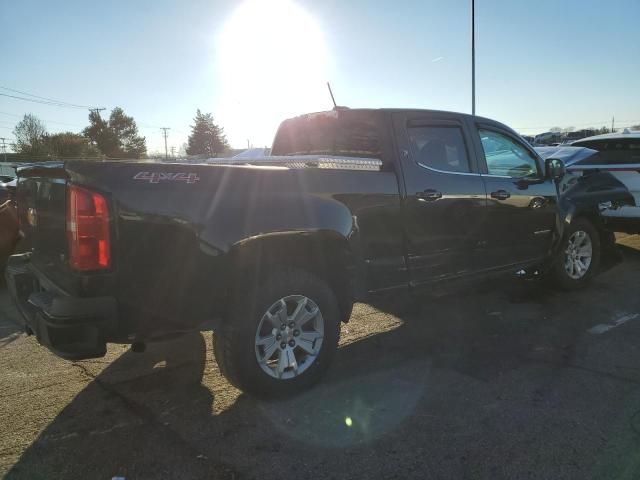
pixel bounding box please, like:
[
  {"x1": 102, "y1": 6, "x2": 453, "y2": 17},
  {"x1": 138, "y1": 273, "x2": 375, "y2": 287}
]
[{"x1": 471, "y1": 0, "x2": 476, "y2": 116}]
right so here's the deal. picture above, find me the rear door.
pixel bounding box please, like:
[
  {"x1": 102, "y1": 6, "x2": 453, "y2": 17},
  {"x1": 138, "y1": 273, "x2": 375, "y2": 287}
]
[
  {"x1": 470, "y1": 123, "x2": 557, "y2": 270},
  {"x1": 392, "y1": 112, "x2": 487, "y2": 285}
]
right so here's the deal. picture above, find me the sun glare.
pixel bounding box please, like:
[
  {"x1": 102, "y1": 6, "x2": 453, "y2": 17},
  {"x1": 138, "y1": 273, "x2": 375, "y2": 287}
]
[{"x1": 218, "y1": 0, "x2": 329, "y2": 147}]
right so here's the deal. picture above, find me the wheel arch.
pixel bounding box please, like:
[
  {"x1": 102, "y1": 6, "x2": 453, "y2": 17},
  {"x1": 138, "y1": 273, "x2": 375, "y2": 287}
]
[
  {"x1": 226, "y1": 230, "x2": 358, "y2": 323},
  {"x1": 561, "y1": 204, "x2": 619, "y2": 273}
]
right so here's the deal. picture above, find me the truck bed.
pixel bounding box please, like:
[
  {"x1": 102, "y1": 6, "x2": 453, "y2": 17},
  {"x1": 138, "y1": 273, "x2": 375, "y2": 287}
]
[{"x1": 14, "y1": 158, "x2": 402, "y2": 343}]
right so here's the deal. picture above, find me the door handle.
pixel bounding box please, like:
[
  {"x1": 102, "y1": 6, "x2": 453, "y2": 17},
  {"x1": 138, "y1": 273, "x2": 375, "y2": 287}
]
[
  {"x1": 416, "y1": 189, "x2": 443, "y2": 201},
  {"x1": 491, "y1": 190, "x2": 511, "y2": 200}
]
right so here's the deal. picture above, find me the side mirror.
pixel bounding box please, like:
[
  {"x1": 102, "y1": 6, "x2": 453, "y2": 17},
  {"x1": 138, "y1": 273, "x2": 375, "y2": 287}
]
[{"x1": 545, "y1": 158, "x2": 566, "y2": 182}]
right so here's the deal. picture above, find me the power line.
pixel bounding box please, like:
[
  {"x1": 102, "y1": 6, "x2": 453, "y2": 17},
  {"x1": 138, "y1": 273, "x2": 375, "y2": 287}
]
[
  {"x1": 0, "y1": 85, "x2": 104, "y2": 111},
  {"x1": 0, "y1": 114, "x2": 86, "y2": 129},
  {"x1": 0, "y1": 92, "x2": 98, "y2": 109},
  {"x1": 0, "y1": 86, "x2": 94, "y2": 109}
]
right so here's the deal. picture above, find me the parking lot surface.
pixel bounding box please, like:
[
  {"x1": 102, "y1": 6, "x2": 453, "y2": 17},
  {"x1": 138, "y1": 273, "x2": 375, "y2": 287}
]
[{"x1": 2, "y1": 236, "x2": 640, "y2": 479}]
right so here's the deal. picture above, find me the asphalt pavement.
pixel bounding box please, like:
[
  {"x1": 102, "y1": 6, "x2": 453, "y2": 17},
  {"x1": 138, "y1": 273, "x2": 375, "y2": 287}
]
[{"x1": 2, "y1": 236, "x2": 640, "y2": 479}]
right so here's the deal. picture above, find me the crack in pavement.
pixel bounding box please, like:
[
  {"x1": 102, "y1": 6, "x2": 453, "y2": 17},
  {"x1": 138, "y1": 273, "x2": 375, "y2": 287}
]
[{"x1": 70, "y1": 362, "x2": 241, "y2": 479}]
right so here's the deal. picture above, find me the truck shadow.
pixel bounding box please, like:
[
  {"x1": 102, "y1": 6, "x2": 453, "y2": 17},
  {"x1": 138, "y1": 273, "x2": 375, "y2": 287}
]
[{"x1": 6, "y1": 249, "x2": 640, "y2": 479}]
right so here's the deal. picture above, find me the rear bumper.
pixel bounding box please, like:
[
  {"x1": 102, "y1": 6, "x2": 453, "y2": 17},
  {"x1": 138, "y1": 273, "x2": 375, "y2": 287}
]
[{"x1": 5, "y1": 253, "x2": 117, "y2": 360}]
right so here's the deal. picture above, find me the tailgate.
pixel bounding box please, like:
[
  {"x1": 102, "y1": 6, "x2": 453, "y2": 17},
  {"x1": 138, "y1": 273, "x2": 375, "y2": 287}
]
[{"x1": 17, "y1": 163, "x2": 70, "y2": 284}]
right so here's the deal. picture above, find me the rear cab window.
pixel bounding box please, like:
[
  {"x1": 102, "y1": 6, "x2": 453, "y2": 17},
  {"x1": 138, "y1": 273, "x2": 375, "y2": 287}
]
[{"x1": 270, "y1": 110, "x2": 393, "y2": 168}]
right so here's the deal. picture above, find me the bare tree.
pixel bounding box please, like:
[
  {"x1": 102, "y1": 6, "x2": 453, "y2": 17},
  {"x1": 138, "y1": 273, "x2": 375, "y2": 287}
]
[{"x1": 13, "y1": 114, "x2": 48, "y2": 156}]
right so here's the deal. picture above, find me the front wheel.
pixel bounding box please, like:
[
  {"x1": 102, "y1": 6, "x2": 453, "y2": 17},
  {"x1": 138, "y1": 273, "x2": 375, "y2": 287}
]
[
  {"x1": 214, "y1": 268, "x2": 340, "y2": 397},
  {"x1": 551, "y1": 218, "x2": 601, "y2": 290}
]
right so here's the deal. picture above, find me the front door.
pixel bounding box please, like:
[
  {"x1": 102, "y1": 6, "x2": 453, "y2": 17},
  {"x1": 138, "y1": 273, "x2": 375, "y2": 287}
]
[
  {"x1": 472, "y1": 126, "x2": 558, "y2": 270},
  {"x1": 393, "y1": 113, "x2": 487, "y2": 285}
]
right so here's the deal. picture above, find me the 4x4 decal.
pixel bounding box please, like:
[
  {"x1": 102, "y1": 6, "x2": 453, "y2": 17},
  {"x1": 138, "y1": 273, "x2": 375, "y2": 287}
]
[{"x1": 133, "y1": 172, "x2": 200, "y2": 184}]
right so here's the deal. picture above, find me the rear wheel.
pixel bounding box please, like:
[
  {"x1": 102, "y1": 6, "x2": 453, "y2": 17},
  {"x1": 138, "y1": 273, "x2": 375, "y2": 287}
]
[
  {"x1": 551, "y1": 218, "x2": 600, "y2": 290},
  {"x1": 214, "y1": 267, "x2": 340, "y2": 397}
]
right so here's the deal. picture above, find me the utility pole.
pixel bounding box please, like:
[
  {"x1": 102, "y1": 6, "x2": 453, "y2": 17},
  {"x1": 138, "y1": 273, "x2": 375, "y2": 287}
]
[
  {"x1": 170, "y1": 146, "x2": 176, "y2": 158},
  {"x1": 471, "y1": 0, "x2": 476, "y2": 116},
  {"x1": 88, "y1": 107, "x2": 106, "y2": 117},
  {"x1": 611, "y1": 116, "x2": 615, "y2": 133},
  {"x1": 160, "y1": 128, "x2": 170, "y2": 160},
  {"x1": 0, "y1": 137, "x2": 7, "y2": 162}
]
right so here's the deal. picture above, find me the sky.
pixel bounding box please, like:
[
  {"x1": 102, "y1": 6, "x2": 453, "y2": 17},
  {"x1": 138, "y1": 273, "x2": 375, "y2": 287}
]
[{"x1": 1, "y1": 0, "x2": 639, "y2": 154}]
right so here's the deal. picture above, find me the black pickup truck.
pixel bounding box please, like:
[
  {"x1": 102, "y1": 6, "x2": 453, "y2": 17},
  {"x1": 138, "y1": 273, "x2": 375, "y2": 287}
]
[{"x1": 5, "y1": 108, "x2": 634, "y2": 396}]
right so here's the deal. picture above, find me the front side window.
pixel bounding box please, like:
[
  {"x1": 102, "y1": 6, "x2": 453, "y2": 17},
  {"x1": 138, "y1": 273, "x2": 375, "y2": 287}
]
[
  {"x1": 409, "y1": 126, "x2": 470, "y2": 173},
  {"x1": 479, "y1": 129, "x2": 539, "y2": 178}
]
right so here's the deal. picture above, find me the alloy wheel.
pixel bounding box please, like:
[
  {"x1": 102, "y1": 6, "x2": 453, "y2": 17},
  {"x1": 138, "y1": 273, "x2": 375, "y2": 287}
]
[
  {"x1": 564, "y1": 230, "x2": 593, "y2": 280},
  {"x1": 254, "y1": 295, "x2": 324, "y2": 380}
]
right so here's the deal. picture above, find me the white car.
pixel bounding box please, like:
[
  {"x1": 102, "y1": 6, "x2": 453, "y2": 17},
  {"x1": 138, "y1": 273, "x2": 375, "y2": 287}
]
[
  {"x1": 570, "y1": 130, "x2": 640, "y2": 233},
  {"x1": 536, "y1": 131, "x2": 640, "y2": 233}
]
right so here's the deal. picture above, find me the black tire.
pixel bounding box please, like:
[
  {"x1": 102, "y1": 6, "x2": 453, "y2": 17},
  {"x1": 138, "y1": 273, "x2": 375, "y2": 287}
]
[
  {"x1": 551, "y1": 217, "x2": 601, "y2": 290},
  {"x1": 214, "y1": 267, "x2": 340, "y2": 398}
]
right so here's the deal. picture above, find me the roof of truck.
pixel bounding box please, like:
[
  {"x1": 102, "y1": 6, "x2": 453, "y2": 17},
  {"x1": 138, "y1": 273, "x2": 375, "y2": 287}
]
[
  {"x1": 272, "y1": 108, "x2": 522, "y2": 158},
  {"x1": 294, "y1": 107, "x2": 494, "y2": 121},
  {"x1": 283, "y1": 108, "x2": 513, "y2": 131}
]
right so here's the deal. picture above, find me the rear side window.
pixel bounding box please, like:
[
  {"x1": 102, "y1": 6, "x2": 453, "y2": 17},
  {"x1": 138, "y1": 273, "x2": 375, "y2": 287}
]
[
  {"x1": 271, "y1": 110, "x2": 383, "y2": 159},
  {"x1": 408, "y1": 126, "x2": 470, "y2": 173}
]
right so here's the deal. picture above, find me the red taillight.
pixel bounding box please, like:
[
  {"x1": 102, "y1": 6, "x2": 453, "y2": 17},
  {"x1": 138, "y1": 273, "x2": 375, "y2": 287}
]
[{"x1": 66, "y1": 185, "x2": 111, "y2": 271}]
